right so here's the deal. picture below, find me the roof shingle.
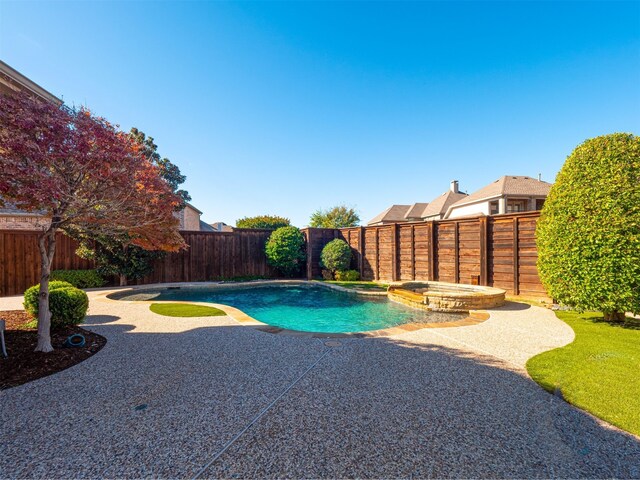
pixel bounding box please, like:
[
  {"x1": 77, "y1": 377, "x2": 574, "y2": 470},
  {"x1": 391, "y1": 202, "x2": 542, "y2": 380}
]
[
  {"x1": 367, "y1": 204, "x2": 411, "y2": 225},
  {"x1": 421, "y1": 190, "x2": 468, "y2": 218},
  {"x1": 450, "y1": 176, "x2": 552, "y2": 208},
  {"x1": 404, "y1": 203, "x2": 430, "y2": 219}
]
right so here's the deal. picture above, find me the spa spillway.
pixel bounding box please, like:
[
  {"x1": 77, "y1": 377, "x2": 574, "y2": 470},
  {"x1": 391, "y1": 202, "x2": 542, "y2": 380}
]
[{"x1": 387, "y1": 281, "x2": 506, "y2": 312}]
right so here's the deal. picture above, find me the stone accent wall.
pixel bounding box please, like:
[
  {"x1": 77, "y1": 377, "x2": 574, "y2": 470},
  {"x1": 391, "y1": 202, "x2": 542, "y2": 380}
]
[
  {"x1": 0, "y1": 215, "x2": 50, "y2": 230},
  {"x1": 388, "y1": 282, "x2": 506, "y2": 313}
]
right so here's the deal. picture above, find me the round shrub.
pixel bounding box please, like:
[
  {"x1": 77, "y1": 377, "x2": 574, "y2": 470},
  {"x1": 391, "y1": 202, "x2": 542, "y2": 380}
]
[
  {"x1": 24, "y1": 280, "x2": 74, "y2": 315},
  {"x1": 24, "y1": 282, "x2": 89, "y2": 327},
  {"x1": 320, "y1": 239, "x2": 352, "y2": 274},
  {"x1": 265, "y1": 226, "x2": 306, "y2": 277},
  {"x1": 536, "y1": 133, "x2": 640, "y2": 321},
  {"x1": 335, "y1": 269, "x2": 360, "y2": 282}
]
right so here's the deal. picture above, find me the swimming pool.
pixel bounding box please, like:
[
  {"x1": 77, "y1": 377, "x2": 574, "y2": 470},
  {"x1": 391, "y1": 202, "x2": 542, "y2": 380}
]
[{"x1": 116, "y1": 284, "x2": 465, "y2": 333}]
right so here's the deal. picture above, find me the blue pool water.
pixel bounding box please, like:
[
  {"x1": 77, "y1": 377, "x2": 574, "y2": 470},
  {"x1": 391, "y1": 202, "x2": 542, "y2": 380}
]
[{"x1": 118, "y1": 285, "x2": 464, "y2": 333}]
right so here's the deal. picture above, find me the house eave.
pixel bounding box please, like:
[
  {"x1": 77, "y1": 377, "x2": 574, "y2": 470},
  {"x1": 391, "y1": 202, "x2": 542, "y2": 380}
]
[{"x1": 0, "y1": 61, "x2": 62, "y2": 106}]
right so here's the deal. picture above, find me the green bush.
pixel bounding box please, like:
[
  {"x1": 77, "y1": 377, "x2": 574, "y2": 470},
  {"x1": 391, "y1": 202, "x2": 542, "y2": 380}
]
[
  {"x1": 23, "y1": 280, "x2": 74, "y2": 314},
  {"x1": 236, "y1": 215, "x2": 290, "y2": 229},
  {"x1": 265, "y1": 226, "x2": 306, "y2": 277},
  {"x1": 51, "y1": 269, "x2": 106, "y2": 289},
  {"x1": 321, "y1": 269, "x2": 334, "y2": 280},
  {"x1": 309, "y1": 205, "x2": 360, "y2": 228},
  {"x1": 536, "y1": 133, "x2": 640, "y2": 321},
  {"x1": 320, "y1": 239, "x2": 352, "y2": 274},
  {"x1": 24, "y1": 282, "x2": 89, "y2": 327},
  {"x1": 335, "y1": 269, "x2": 360, "y2": 281}
]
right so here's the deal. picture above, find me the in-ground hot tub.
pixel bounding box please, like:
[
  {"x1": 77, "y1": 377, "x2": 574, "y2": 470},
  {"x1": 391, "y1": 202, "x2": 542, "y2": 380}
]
[{"x1": 388, "y1": 281, "x2": 506, "y2": 312}]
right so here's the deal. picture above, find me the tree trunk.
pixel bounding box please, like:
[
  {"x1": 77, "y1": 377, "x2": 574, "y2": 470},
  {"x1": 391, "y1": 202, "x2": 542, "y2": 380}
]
[
  {"x1": 119, "y1": 274, "x2": 128, "y2": 286},
  {"x1": 35, "y1": 229, "x2": 57, "y2": 353},
  {"x1": 603, "y1": 311, "x2": 625, "y2": 323}
]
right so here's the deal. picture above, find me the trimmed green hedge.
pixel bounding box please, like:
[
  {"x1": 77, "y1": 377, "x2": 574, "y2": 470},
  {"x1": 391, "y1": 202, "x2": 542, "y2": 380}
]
[
  {"x1": 24, "y1": 282, "x2": 89, "y2": 328},
  {"x1": 320, "y1": 239, "x2": 352, "y2": 274},
  {"x1": 51, "y1": 269, "x2": 106, "y2": 289},
  {"x1": 536, "y1": 133, "x2": 640, "y2": 319},
  {"x1": 265, "y1": 226, "x2": 306, "y2": 277}
]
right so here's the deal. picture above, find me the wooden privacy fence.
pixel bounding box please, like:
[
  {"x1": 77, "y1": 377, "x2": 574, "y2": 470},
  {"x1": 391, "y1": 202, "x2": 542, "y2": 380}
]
[
  {"x1": 0, "y1": 229, "x2": 277, "y2": 296},
  {"x1": 134, "y1": 229, "x2": 277, "y2": 285},
  {"x1": 0, "y1": 230, "x2": 93, "y2": 297},
  {"x1": 2, "y1": 212, "x2": 546, "y2": 298},
  {"x1": 305, "y1": 211, "x2": 547, "y2": 298}
]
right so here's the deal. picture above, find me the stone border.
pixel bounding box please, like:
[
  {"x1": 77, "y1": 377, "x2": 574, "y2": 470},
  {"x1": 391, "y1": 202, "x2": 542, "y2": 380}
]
[
  {"x1": 389, "y1": 281, "x2": 506, "y2": 312},
  {"x1": 95, "y1": 280, "x2": 492, "y2": 338}
]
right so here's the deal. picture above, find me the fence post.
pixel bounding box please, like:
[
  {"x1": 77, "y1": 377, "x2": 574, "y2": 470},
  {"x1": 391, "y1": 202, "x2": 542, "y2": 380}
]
[
  {"x1": 454, "y1": 221, "x2": 460, "y2": 284},
  {"x1": 428, "y1": 222, "x2": 436, "y2": 281},
  {"x1": 375, "y1": 227, "x2": 380, "y2": 281},
  {"x1": 359, "y1": 226, "x2": 365, "y2": 279},
  {"x1": 306, "y1": 228, "x2": 313, "y2": 280},
  {"x1": 391, "y1": 223, "x2": 398, "y2": 282},
  {"x1": 411, "y1": 224, "x2": 416, "y2": 280},
  {"x1": 479, "y1": 217, "x2": 488, "y2": 286},
  {"x1": 513, "y1": 217, "x2": 520, "y2": 295}
]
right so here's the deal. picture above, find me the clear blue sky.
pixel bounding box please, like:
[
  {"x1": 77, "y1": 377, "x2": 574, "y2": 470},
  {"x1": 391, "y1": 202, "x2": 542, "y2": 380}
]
[{"x1": 1, "y1": 1, "x2": 639, "y2": 226}]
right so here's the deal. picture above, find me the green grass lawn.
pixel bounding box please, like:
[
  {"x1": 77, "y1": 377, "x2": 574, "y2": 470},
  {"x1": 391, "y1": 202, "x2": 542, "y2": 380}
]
[
  {"x1": 149, "y1": 303, "x2": 226, "y2": 317},
  {"x1": 319, "y1": 280, "x2": 389, "y2": 291},
  {"x1": 526, "y1": 311, "x2": 640, "y2": 436}
]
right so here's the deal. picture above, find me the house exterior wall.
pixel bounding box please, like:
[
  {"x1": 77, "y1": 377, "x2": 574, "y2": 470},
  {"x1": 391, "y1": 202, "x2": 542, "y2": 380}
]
[
  {"x1": 178, "y1": 205, "x2": 201, "y2": 231},
  {"x1": 447, "y1": 201, "x2": 491, "y2": 219},
  {"x1": 448, "y1": 195, "x2": 548, "y2": 219}
]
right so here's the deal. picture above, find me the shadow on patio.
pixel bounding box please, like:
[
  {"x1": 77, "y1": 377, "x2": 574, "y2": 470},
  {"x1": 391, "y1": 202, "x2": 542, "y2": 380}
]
[{"x1": 2, "y1": 314, "x2": 638, "y2": 479}]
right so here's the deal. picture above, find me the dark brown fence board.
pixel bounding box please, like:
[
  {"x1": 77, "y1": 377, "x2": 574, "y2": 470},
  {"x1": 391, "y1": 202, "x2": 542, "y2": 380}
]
[
  {"x1": 1, "y1": 229, "x2": 279, "y2": 296},
  {"x1": 328, "y1": 212, "x2": 547, "y2": 298},
  {"x1": 2, "y1": 212, "x2": 548, "y2": 299},
  {"x1": 1, "y1": 230, "x2": 93, "y2": 296},
  {"x1": 303, "y1": 228, "x2": 341, "y2": 280}
]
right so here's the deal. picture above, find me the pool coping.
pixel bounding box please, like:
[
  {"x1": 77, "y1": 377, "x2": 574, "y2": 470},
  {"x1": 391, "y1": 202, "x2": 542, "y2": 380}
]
[{"x1": 94, "y1": 280, "x2": 491, "y2": 338}]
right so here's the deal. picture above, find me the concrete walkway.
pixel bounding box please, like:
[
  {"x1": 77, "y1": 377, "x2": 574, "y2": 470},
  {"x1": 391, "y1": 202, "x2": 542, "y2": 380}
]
[{"x1": 1, "y1": 287, "x2": 639, "y2": 478}]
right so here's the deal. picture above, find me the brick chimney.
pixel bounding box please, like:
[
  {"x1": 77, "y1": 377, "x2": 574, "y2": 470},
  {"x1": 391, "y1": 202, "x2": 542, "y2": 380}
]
[{"x1": 450, "y1": 180, "x2": 459, "y2": 193}]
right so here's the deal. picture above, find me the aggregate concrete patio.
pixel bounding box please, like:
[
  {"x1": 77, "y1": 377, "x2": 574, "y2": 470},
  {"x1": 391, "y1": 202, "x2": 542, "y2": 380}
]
[{"x1": 1, "y1": 285, "x2": 639, "y2": 479}]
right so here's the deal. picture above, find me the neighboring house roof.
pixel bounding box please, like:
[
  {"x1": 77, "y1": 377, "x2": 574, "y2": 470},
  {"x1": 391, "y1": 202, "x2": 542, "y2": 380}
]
[
  {"x1": 210, "y1": 222, "x2": 234, "y2": 232},
  {"x1": 0, "y1": 204, "x2": 24, "y2": 215},
  {"x1": 199, "y1": 220, "x2": 216, "y2": 232},
  {"x1": 421, "y1": 190, "x2": 469, "y2": 218},
  {"x1": 0, "y1": 201, "x2": 46, "y2": 216},
  {"x1": 449, "y1": 176, "x2": 552, "y2": 209},
  {"x1": 367, "y1": 205, "x2": 411, "y2": 225},
  {"x1": 0, "y1": 60, "x2": 62, "y2": 105},
  {"x1": 404, "y1": 203, "x2": 430, "y2": 219}
]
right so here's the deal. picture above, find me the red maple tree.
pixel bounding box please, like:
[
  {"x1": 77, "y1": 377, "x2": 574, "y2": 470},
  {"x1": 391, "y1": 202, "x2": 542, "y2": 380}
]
[{"x1": 0, "y1": 91, "x2": 185, "y2": 352}]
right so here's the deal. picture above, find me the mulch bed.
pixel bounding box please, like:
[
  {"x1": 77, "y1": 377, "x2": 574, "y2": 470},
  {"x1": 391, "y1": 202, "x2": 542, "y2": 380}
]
[{"x1": 0, "y1": 310, "x2": 106, "y2": 390}]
